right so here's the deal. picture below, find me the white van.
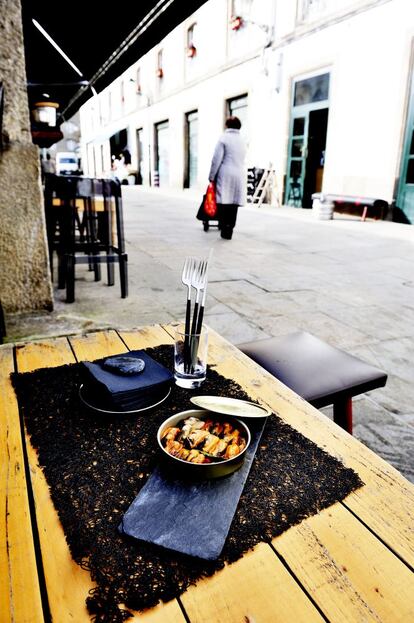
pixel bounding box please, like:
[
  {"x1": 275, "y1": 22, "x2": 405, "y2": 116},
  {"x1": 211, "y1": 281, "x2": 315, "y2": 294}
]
[{"x1": 56, "y1": 152, "x2": 79, "y2": 175}]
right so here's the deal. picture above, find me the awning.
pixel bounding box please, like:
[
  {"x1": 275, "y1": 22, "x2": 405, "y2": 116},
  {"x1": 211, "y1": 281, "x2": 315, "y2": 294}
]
[{"x1": 21, "y1": 0, "x2": 207, "y2": 122}]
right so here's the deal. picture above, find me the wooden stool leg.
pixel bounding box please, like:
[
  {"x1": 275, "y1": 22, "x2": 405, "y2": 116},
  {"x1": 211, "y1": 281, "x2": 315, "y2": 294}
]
[{"x1": 333, "y1": 397, "x2": 353, "y2": 434}]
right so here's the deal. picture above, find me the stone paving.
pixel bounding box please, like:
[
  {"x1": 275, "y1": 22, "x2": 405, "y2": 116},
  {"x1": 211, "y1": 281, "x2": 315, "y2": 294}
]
[{"x1": 5, "y1": 187, "x2": 414, "y2": 482}]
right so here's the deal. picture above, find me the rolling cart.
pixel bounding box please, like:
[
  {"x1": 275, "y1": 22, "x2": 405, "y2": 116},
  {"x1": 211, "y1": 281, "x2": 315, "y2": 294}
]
[{"x1": 201, "y1": 216, "x2": 220, "y2": 232}]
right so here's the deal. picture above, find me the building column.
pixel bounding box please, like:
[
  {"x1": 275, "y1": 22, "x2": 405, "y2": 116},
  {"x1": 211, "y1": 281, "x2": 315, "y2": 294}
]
[{"x1": 0, "y1": 0, "x2": 53, "y2": 313}]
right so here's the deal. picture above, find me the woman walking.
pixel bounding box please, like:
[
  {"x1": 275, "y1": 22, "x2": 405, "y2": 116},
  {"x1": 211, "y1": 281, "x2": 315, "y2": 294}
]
[{"x1": 208, "y1": 116, "x2": 246, "y2": 240}]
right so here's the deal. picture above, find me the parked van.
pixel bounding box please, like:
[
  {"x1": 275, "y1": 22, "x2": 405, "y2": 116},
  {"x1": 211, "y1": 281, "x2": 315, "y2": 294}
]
[{"x1": 56, "y1": 152, "x2": 79, "y2": 175}]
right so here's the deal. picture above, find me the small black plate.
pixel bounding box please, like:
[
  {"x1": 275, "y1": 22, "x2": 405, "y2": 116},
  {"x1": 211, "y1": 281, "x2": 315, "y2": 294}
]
[{"x1": 79, "y1": 384, "x2": 171, "y2": 415}]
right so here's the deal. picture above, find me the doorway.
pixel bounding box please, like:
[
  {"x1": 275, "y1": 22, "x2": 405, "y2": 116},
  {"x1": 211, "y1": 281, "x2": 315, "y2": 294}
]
[
  {"x1": 285, "y1": 72, "x2": 330, "y2": 208},
  {"x1": 154, "y1": 120, "x2": 169, "y2": 186},
  {"x1": 303, "y1": 108, "x2": 328, "y2": 208},
  {"x1": 136, "y1": 128, "x2": 144, "y2": 185},
  {"x1": 396, "y1": 61, "x2": 414, "y2": 224},
  {"x1": 184, "y1": 110, "x2": 198, "y2": 188}
]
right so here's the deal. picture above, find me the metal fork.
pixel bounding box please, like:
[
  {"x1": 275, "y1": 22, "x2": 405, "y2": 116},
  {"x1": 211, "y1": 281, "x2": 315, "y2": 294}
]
[
  {"x1": 190, "y1": 259, "x2": 208, "y2": 337},
  {"x1": 181, "y1": 256, "x2": 196, "y2": 372},
  {"x1": 181, "y1": 256, "x2": 195, "y2": 337}
]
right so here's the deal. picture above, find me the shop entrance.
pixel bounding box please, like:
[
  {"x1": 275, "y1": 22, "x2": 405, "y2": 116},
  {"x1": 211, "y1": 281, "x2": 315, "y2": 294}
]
[
  {"x1": 285, "y1": 72, "x2": 330, "y2": 208},
  {"x1": 303, "y1": 107, "x2": 329, "y2": 208},
  {"x1": 396, "y1": 63, "x2": 414, "y2": 224},
  {"x1": 155, "y1": 120, "x2": 169, "y2": 186}
]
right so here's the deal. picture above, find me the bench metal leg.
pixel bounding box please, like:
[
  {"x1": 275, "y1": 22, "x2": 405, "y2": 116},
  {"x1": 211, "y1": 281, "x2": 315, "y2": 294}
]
[
  {"x1": 65, "y1": 255, "x2": 75, "y2": 303},
  {"x1": 119, "y1": 254, "x2": 128, "y2": 298},
  {"x1": 333, "y1": 397, "x2": 353, "y2": 434}
]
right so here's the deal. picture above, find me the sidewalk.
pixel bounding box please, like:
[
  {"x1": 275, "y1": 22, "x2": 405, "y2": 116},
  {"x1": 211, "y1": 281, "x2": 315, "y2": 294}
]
[{"x1": 4, "y1": 186, "x2": 414, "y2": 482}]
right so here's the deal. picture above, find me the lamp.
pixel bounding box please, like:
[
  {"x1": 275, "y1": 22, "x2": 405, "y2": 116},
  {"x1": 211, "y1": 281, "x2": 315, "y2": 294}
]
[{"x1": 32, "y1": 101, "x2": 59, "y2": 126}]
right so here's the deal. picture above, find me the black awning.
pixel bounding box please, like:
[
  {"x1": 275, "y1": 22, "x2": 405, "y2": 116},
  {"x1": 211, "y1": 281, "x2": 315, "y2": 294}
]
[{"x1": 21, "y1": 0, "x2": 207, "y2": 122}]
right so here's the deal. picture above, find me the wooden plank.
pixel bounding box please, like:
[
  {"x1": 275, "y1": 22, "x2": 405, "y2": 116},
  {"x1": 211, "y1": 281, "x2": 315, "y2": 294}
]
[
  {"x1": 14, "y1": 331, "x2": 185, "y2": 622},
  {"x1": 119, "y1": 325, "x2": 174, "y2": 350},
  {"x1": 189, "y1": 325, "x2": 414, "y2": 569},
  {"x1": 274, "y1": 503, "x2": 414, "y2": 622},
  {"x1": 180, "y1": 543, "x2": 324, "y2": 623},
  {"x1": 15, "y1": 337, "x2": 93, "y2": 622},
  {"x1": 68, "y1": 329, "x2": 127, "y2": 361},
  {"x1": 15, "y1": 336, "x2": 75, "y2": 372},
  {"x1": 0, "y1": 346, "x2": 44, "y2": 623}
]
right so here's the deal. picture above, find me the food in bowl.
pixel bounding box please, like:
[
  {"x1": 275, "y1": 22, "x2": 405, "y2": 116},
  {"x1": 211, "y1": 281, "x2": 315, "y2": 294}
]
[{"x1": 161, "y1": 415, "x2": 247, "y2": 464}]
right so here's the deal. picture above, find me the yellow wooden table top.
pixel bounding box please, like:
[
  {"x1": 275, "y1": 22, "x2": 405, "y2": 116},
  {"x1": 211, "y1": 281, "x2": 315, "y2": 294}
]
[{"x1": 1, "y1": 325, "x2": 414, "y2": 623}]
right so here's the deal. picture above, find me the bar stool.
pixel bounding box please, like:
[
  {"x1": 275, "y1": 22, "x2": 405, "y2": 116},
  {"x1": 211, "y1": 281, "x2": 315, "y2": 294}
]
[
  {"x1": 238, "y1": 331, "x2": 388, "y2": 434},
  {"x1": 44, "y1": 175, "x2": 128, "y2": 303}
]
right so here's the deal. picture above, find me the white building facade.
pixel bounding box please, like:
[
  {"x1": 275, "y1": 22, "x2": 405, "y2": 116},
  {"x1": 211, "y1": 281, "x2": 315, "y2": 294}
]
[{"x1": 79, "y1": 0, "x2": 414, "y2": 222}]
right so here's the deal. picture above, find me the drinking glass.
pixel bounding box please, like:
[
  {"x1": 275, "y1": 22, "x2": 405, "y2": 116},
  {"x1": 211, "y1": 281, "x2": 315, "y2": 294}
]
[{"x1": 174, "y1": 324, "x2": 208, "y2": 389}]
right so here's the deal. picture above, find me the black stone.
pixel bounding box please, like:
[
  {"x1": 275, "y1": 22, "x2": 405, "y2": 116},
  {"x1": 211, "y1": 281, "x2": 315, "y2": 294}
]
[{"x1": 102, "y1": 355, "x2": 146, "y2": 375}]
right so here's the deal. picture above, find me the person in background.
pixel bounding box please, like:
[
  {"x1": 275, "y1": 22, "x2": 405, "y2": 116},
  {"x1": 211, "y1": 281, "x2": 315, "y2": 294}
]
[
  {"x1": 208, "y1": 116, "x2": 246, "y2": 240},
  {"x1": 42, "y1": 152, "x2": 56, "y2": 175}
]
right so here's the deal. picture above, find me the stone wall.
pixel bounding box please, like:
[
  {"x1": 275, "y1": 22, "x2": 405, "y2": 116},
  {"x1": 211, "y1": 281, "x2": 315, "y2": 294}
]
[{"x1": 0, "y1": 0, "x2": 53, "y2": 312}]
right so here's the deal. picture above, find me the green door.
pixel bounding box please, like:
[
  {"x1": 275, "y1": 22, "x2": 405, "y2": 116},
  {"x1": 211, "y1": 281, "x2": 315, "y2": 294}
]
[
  {"x1": 397, "y1": 69, "x2": 414, "y2": 223},
  {"x1": 285, "y1": 72, "x2": 330, "y2": 208},
  {"x1": 285, "y1": 113, "x2": 309, "y2": 206}
]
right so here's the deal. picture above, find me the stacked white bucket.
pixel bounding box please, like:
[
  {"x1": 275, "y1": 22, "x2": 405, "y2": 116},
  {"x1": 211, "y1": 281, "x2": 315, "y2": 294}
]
[{"x1": 312, "y1": 193, "x2": 334, "y2": 220}]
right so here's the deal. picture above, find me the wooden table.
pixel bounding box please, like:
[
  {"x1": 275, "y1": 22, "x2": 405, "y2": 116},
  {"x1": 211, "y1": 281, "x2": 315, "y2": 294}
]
[{"x1": 1, "y1": 326, "x2": 414, "y2": 622}]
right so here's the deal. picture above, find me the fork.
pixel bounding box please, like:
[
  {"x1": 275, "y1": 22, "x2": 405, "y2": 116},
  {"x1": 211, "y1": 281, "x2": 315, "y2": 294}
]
[
  {"x1": 189, "y1": 259, "x2": 208, "y2": 372},
  {"x1": 181, "y1": 256, "x2": 195, "y2": 371},
  {"x1": 190, "y1": 259, "x2": 207, "y2": 337}
]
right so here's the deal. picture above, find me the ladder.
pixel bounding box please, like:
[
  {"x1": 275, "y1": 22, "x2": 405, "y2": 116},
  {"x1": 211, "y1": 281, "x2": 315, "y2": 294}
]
[{"x1": 250, "y1": 168, "x2": 279, "y2": 207}]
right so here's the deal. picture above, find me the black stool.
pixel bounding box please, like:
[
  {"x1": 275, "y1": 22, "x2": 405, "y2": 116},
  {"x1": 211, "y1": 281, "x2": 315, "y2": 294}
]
[
  {"x1": 44, "y1": 175, "x2": 128, "y2": 303},
  {"x1": 238, "y1": 331, "x2": 387, "y2": 434}
]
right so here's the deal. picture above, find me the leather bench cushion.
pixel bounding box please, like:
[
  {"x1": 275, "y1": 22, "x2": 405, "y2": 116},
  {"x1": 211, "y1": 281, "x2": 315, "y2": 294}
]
[{"x1": 238, "y1": 331, "x2": 387, "y2": 408}]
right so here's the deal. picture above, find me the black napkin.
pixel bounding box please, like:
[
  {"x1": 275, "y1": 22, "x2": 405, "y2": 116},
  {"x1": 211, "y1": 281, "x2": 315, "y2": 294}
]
[
  {"x1": 119, "y1": 421, "x2": 266, "y2": 560},
  {"x1": 81, "y1": 350, "x2": 173, "y2": 410}
]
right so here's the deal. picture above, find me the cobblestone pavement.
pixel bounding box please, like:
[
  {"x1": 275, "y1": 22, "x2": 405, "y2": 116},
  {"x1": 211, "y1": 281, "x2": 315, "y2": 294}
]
[{"x1": 6, "y1": 187, "x2": 414, "y2": 482}]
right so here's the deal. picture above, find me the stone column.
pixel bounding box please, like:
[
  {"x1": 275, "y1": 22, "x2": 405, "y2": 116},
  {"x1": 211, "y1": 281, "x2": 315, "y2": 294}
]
[{"x1": 0, "y1": 0, "x2": 53, "y2": 312}]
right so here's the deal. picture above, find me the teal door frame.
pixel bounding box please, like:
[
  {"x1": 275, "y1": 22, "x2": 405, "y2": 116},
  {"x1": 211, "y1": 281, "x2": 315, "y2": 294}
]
[
  {"x1": 285, "y1": 82, "x2": 329, "y2": 207},
  {"x1": 396, "y1": 64, "x2": 414, "y2": 224}
]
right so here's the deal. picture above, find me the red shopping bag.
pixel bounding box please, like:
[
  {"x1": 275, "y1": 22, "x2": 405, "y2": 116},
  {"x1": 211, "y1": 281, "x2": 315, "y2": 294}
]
[{"x1": 204, "y1": 182, "x2": 217, "y2": 218}]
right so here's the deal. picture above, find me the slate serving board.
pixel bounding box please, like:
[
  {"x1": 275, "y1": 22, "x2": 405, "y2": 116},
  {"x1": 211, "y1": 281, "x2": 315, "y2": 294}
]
[{"x1": 119, "y1": 421, "x2": 266, "y2": 560}]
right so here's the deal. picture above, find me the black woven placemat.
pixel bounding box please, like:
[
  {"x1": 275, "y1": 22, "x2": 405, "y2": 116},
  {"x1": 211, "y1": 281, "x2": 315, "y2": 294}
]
[{"x1": 12, "y1": 345, "x2": 363, "y2": 622}]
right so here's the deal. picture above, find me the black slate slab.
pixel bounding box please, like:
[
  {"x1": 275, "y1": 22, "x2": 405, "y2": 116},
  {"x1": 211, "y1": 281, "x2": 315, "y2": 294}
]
[{"x1": 119, "y1": 422, "x2": 265, "y2": 560}]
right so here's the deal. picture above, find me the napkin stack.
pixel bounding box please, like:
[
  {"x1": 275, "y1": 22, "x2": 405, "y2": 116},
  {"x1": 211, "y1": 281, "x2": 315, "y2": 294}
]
[{"x1": 81, "y1": 350, "x2": 173, "y2": 411}]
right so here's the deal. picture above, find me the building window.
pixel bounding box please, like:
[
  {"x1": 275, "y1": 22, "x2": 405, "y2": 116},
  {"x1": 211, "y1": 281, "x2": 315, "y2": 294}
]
[
  {"x1": 227, "y1": 94, "x2": 248, "y2": 125},
  {"x1": 157, "y1": 49, "x2": 163, "y2": 78},
  {"x1": 293, "y1": 73, "x2": 330, "y2": 106},
  {"x1": 120, "y1": 80, "x2": 125, "y2": 110},
  {"x1": 186, "y1": 23, "x2": 197, "y2": 58},
  {"x1": 136, "y1": 67, "x2": 141, "y2": 94}
]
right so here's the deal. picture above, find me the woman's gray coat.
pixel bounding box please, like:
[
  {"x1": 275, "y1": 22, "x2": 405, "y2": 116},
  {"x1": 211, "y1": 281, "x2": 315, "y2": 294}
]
[{"x1": 208, "y1": 129, "x2": 246, "y2": 205}]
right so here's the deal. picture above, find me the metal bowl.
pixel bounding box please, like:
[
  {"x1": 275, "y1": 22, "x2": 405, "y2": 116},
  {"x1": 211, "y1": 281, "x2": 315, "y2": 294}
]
[{"x1": 157, "y1": 409, "x2": 251, "y2": 479}]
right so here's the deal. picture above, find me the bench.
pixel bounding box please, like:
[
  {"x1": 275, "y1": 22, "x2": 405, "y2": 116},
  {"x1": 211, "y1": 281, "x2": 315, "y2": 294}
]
[
  {"x1": 312, "y1": 193, "x2": 389, "y2": 221},
  {"x1": 238, "y1": 331, "x2": 388, "y2": 434}
]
